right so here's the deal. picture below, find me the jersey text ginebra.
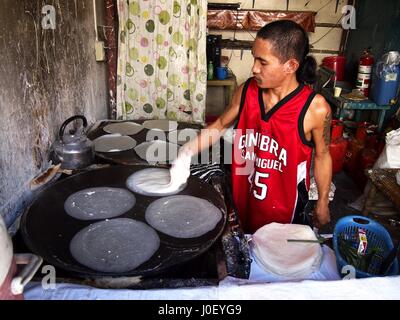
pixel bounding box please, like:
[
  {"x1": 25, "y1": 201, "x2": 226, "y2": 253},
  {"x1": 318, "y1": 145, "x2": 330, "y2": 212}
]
[{"x1": 239, "y1": 132, "x2": 287, "y2": 172}]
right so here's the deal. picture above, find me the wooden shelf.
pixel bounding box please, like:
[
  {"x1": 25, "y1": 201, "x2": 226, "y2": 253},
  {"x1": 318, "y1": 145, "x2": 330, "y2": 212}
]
[
  {"x1": 207, "y1": 76, "x2": 237, "y2": 114},
  {"x1": 321, "y1": 87, "x2": 391, "y2": 132}
]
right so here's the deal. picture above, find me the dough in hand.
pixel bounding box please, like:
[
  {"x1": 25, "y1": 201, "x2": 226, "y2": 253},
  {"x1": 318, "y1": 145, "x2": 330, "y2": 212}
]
[{"x1": 126, "y1": 168, "x2": 186, "y2": 196}]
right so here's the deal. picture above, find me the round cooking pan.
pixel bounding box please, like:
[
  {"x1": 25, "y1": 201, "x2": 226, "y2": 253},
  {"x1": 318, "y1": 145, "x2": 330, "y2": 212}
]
[{"x1": 21, "y1": 165, "x2": 226, "y2": 278}]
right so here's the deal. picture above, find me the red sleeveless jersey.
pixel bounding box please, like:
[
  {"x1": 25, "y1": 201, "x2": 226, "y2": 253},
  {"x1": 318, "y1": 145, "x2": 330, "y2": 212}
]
[{"x1": 231, "y1": 78, "x2": 316, "y2": 233}]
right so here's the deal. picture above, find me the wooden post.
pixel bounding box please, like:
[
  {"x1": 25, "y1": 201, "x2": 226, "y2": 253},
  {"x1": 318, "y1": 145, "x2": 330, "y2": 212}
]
[{"x1": 105, "y1": 0, "x2": 118, "y2": 120}]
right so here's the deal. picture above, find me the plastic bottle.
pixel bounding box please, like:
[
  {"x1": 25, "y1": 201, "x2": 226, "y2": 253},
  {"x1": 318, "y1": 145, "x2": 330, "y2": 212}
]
[{"x1": 207, "y1": 61, "x2": 214, "y2": 80}]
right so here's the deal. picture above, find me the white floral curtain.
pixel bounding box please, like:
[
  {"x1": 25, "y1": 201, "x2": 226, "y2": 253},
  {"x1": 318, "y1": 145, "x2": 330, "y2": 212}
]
[{"x1": 116, "y1": 0, "x2": 207, "y2": 123}]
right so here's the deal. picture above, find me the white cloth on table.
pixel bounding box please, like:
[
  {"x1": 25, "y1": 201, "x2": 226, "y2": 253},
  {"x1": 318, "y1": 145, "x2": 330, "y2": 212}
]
[
  {"x1": 230, "y1": 244, "x2": 341, "y2": 284},
  {"x1": 218, "y1": 275, "x2": 400, "y2": 300},
  {"x1": 24, "y1": 282, "x2": 217, "y2": 300},
  {"x1": 25, "y1": 245, "x2": 343, "y2": 300},
  {"x1": 24, "y1": 274, "x2": 400, "y2": 300},
  {"x1": 22, "y1": 230, "x2": 399, "y2": 300}
]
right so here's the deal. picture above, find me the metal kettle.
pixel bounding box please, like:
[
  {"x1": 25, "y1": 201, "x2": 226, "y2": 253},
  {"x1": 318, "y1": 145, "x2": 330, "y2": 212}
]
[{"x1": 52, "y1": 115, "x2": 94, "y2": 169}]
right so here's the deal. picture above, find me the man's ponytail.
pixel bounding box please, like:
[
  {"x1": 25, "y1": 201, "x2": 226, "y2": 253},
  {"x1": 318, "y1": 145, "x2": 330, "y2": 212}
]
[{"x1": 296, "y1": 55, "x2": 317, "y2": 84}]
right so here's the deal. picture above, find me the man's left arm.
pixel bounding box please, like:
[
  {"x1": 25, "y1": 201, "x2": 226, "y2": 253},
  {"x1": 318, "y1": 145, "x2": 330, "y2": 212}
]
[{"x1": 310, "y1": 95, "x2": 332, "y2": 227}]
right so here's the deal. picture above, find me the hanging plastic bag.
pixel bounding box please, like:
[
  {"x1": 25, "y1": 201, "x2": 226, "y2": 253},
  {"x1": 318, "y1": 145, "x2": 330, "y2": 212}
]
[{"x1": 376, "y1": 51, "x2": 400, "y2": 78}]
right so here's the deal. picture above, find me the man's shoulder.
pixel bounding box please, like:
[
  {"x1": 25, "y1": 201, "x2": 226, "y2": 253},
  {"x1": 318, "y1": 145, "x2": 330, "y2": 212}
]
[
  {"x1": 308, "y1": 93, "x2": 331, "y2": 117},
  {"x1": 304, "y1": 92, "x2": 331, "y2": 130},
  {"x1": 238, "y1": 77, "x2": 255, "y2": 90},
  {"x1": 236, "y1": 77, "x2": 256, "y2": 98}
]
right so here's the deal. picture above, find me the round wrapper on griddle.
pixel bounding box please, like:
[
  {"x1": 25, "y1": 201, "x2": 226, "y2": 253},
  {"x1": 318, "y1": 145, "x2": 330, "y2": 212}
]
[
  {"x1": 145, "y1": 195, "x2": 222, "y2": 238},
  {"x1": 64, "y1": 187, "x2": 136, "y2": 220},
  {"x1": 126, "y1": 168, "x2": 186, "y2": 196},
  {"x1": 70, "y1": 218, "x2": 160, "y2": 273},
  {"x1": 134, "y1": 140, "x2": 179, "y2": 164},
  {"x1": 103, "y1": 122, "x2": 144, "y2": 135},
  {"x1": 168, "y1": 128, "x2": 199, "y2": 145},
  {"x1": 142, "y1": 119, "x2": 178, "y2": 132},
  {"x1": 93, "y1": 135, "x2": 137, "y2": 152}
]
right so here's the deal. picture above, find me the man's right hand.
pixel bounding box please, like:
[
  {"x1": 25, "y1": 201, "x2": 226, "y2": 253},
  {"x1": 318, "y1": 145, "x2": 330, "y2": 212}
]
[{"x1": 169, "y1": 147, "x2": 193, "y2": 187}]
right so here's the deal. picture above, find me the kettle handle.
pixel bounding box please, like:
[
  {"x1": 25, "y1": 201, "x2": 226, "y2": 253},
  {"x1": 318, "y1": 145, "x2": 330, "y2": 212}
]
[{"x1": 59, "y1": 115, "x2": 88, "y2": 139}]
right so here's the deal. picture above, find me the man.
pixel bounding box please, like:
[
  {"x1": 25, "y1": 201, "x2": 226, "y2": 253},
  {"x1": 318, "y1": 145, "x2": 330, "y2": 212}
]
[{"x1": 171, "y1": 20, "x2": 332, "y2": 233}]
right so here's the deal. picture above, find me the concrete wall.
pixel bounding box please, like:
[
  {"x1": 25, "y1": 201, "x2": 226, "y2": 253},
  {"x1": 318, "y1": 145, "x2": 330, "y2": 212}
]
[
  {"x1": 0, "y1": 0, "x2": 108, "y2": 226},
  {"x1": 207, "y1": 0, "x2": 347, "y2": 115}
]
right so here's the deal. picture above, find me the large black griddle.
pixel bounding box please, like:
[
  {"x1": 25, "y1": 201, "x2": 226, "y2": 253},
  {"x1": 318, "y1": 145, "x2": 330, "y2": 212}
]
[
  {"x1": 88, "y1": 120, "x2": 203, "y2": 165},
  {"x1": 21, "y1": 165, "x2": 226, "y2": 278}
]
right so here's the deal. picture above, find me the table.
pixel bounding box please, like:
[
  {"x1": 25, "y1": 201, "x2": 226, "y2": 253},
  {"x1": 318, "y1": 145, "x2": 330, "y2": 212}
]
[
  {"x1": 24, "y1": 274, "x2": 400, "y2": 300},
  {"x1": 321, "y1": 87, "x2": 391, "y2": 132},
  {"x1": 207, "y1": 76, "x2": 237, "y2": 113},
  {"x1": 363, "y1": 168, "x2": 400, "y2": 241},
  {"x1": 364, "y1": 169, "x2": 400, "y2": 211}
]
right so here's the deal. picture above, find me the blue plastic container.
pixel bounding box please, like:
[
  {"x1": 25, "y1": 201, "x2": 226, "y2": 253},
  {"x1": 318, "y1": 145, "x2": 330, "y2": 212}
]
[
  {"x1": 372, "y1": 64, "x2": 400, "y2": 105},
  {"x1": 216, "y1": 66, "x2": 227, "y2": 80},
  {"x1": 333, "y1": 215, "x2": 399, "y2": 278}
]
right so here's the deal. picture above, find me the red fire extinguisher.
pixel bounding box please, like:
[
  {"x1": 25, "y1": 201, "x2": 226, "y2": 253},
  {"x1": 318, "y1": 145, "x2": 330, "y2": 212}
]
[{"x1": 356, "y1": 48, "x2": 374, "y2": 97}]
